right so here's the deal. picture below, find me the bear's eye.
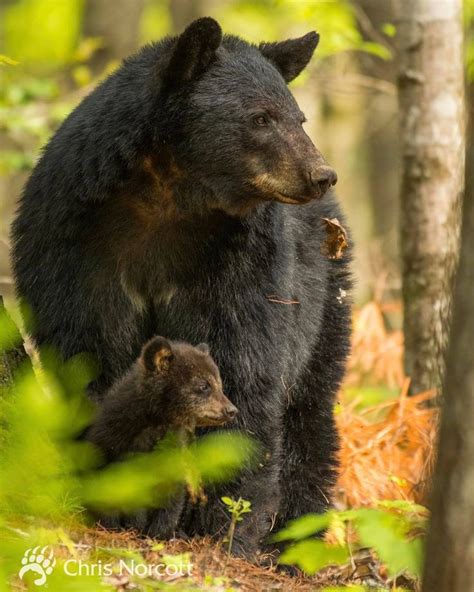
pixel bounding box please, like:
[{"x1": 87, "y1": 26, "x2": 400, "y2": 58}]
[
  {"x1": 197, "y1": 382, "x2": 211, "y2": 395},
  {"x1": 253, "y1": 114, "x2": 269, "y2": 127}
]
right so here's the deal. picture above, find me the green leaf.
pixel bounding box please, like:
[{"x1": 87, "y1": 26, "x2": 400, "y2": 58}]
[
  {"x1": 354, "y1": 509, "x2": 423, "y2": 577},
  {"x1": 377, "y1": 499, "x2": 428, "y2": 515},
  {"x1": 273, "y1": 512, "x2": 333, "y2": 542},
  {"x1": 280, "y1": 539, "x2": 348, "y2": 575},
  {"x1": 360, "y1": 41, "x2": 392, "y2": 60},
  {"x1": 221, "y1": 496, "x2": 234, "y2": 506},
  {"x1": 382, "y1": 23, "x2": 397, "y2": 38},
  {"x1": 191, "y1": 432, "x2": 257, "y2": 482}
]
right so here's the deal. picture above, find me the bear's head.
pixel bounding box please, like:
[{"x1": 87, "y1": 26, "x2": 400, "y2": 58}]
[
  {"x1": 140, "y1": 336, "x2": 238, "y2": 428},
  {"x1": 156, "y1": 17, "x2": 337, "y2": 216}
]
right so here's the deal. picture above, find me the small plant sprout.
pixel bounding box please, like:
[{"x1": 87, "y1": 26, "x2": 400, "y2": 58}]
[{"x1": 221, "y1": 496, "x2": 252, "y2": 557}]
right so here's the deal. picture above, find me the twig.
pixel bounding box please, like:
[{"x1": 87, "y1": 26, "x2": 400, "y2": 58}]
[
  {"x1": 351, "y1": 3, "x2": 395, "y2": 53},
  {"x1": 266, "y1": 295, "x2": 300, "y2": 305}
]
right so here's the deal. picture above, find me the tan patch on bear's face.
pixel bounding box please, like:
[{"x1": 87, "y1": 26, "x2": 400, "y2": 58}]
[{"x1": 250, "y1": 172, "x2": 310, "y2": 205}]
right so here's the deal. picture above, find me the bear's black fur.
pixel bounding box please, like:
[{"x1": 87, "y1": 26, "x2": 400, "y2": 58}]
[
  {"x1": 12, "y1": 18, "x2": 352, "y2": 556},
  {"x1": 86, "y1": 336, "x2": 237, "y2": 538}
]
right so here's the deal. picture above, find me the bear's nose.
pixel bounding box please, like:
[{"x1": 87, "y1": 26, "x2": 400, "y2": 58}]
[
  {"x1": 224, "y1": 403, "x2": 238, "y2": 421},
  {"x1": 309, "y1": 166, "x2": 338, "y2": 198}
]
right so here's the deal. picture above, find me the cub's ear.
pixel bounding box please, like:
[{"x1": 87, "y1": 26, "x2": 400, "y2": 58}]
[
  {"x1": 164, "y1": 17, "x2": 222, "y2": 87},
  {"x1": 142, "y1": 336, "x2": 174, "y2": 372},
  {"x1": 259, "y1": 31, "x2": 319, "y2": 83},
  {"x1": 196, "y1": 342, "x2": 210, "y2": 355}
]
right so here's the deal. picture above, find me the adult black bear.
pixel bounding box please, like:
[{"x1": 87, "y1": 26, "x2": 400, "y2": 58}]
[{"x1": 12, "y1": 18, "x2": 351, "y2": 556}]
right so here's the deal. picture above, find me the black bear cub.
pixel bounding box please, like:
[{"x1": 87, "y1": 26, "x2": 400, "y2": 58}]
[{"x1": 86, "y1": 336, "x2": 237, "y2": 537}]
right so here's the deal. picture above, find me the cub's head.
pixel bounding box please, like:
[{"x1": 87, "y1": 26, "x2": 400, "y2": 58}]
[
  {"x1": 140, "y1": 336, "x2": 237, "y2": 428},
  {"x1": 156, "y1": 17, "x2": 337, "y2": 215}
]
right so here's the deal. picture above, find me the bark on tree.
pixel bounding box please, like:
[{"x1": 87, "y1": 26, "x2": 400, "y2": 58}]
[
  {"x1": 421, "y1": 83, "x2": 474, "y2": 592},
  {"x1": 82, "y1": 0, "x2": 145, "y2": 75},
  {"x1": 395, "y1": 0, "x2": 465, "y2": 395}
]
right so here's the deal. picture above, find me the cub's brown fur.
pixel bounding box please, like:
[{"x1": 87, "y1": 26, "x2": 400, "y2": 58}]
[{"x1": 86, "y1": 336, "x2": 237, "y2": 536}]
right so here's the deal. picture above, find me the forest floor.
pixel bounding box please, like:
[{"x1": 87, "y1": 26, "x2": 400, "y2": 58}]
[
  {"x1": 36, "y1": 524, "x2": 418, "y2": 591},
  {"x1": 11, "y1": 301, "x2": 436, "y2": 591}
]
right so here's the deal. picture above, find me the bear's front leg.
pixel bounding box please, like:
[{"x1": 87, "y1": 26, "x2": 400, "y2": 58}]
[
  {"x1": 277, "y1": 391, "x2": 339, "y2": 525},
  {"x1": 274, "y1": 289, "x2": 351, "y2": 543},
  {"x1": 145, "y1": 494, "x2": 186, "y2": 539}
]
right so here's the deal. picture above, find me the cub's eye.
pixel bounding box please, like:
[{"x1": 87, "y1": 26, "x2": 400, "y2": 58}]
[
  {"x1": 197, "y1": 382, "x2": 211, "y2": 395},
  {"x1": 253, "y1": 114, "x2": 269, "y2": 127}
]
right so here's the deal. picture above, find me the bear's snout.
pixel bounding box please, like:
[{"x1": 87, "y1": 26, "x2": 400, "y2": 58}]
[
  {"x1": 308, "y1": 165, "x2": 338, "y2": 199},
  {"x1": 223, "y1": 402, "x2": 238, "y2": 421}
]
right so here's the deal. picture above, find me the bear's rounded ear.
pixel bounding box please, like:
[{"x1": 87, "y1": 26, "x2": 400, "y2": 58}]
[
  {"x1": 164, "y1": 17, "x2": 222, "y2": 87},
  {"x1": 259, "y1": 31, "x2": 319, "y2": 83},
  {"x1": 142, "y1": 336, "x2": 174, "y2": 373},
  {"x1": 196, "y1": 342, "x2": 210, "y2": 355}
]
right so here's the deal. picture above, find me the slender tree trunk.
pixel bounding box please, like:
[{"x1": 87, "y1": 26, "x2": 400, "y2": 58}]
[
  {"x1": 422, "y1": 83, "x2": 474, "y2": 592},
  {"x1": 82, "y1": 0, "x2": 145, "y2": 75},
  {"x1": 395, "y1": 0, "x2": 465, "y2": 395},
  {"x1": 356, "y1": 0, "x2": 400, "y2": 281}
]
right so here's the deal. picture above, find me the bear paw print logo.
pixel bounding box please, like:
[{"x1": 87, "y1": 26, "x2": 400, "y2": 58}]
[{"x1": 19, "y1": 546, "x2": 56, "y2": 586}]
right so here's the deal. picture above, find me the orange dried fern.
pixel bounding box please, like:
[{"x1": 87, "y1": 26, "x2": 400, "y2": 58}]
[
  {"x1": 337, "y1": 302, "x2": 438, "y2": 508},
  {"x1": 346, "y1": 301, "x2": 404, "y2": 389},
  {"x1": 336, "y1": 383, "x2": 437, "y2": 507}
]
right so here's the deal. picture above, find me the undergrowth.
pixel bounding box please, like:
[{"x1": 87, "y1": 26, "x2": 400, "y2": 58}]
[{"x1": 0, "y1": 301, "x2": 432, "y2": 591}]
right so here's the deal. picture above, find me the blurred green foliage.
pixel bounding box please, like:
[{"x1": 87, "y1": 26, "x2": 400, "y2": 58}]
[
  {"x1": 213, "y1": 0, "x2": 391, "y2": 60},
  {"x1": 0, "y1": 307, "x2": 256, "y2": 589},
  {"x1": 4, "y1": 0, "x2": 83, "y2": 66},
  {"x1": 274, "y1": 500, "x2": 427, "y2": 579},
  {"x1": 2, "y1": 0, "x2": 389, "y2": 67},
  {"x1": 0, "y1": 0, "x2": 392, "y2": 176}
]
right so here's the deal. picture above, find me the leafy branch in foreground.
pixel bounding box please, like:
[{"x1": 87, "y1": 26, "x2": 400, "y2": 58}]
[{"x1": 274, "y1": 500, "x2": 428, "y2": 580}]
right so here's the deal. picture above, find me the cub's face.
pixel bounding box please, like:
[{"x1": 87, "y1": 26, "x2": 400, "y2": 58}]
[
  {"x1": 141, "y1": 336, "x2": 237, "y2": 428},
  {"x1": 175, "y1": 363, "x2": 237, "y2": 427}
]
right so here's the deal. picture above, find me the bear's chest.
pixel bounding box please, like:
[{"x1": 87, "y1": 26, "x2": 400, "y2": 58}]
[
  {"x1": 148, "y1": 244, "x2": 326, "y2": 388},
  {"x1": 118, "y1": 205, "x2": 328, "y2": 385}
]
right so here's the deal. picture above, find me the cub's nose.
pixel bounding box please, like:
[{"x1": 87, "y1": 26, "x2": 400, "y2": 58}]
[
  {"x1": 224, "y1": 403, "x2": 238, "y2": 421},
  {"x1": 309, "y1": 166, "x2": 338, "y2": 198}
]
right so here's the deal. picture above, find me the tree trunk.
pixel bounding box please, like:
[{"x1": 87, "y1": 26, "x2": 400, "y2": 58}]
[
  {"x1": 395, "y1": 0, "x2": 465, "y2": 395},
  {"x1": 356, "y1": 0, "x2": 400, "y2": 283},
  {"x1": 421, "y1": 83, "x2": 474, "y2": 592},
  {"x1": 82, "y1": 0, "x2": 145, "y2": 75}
]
